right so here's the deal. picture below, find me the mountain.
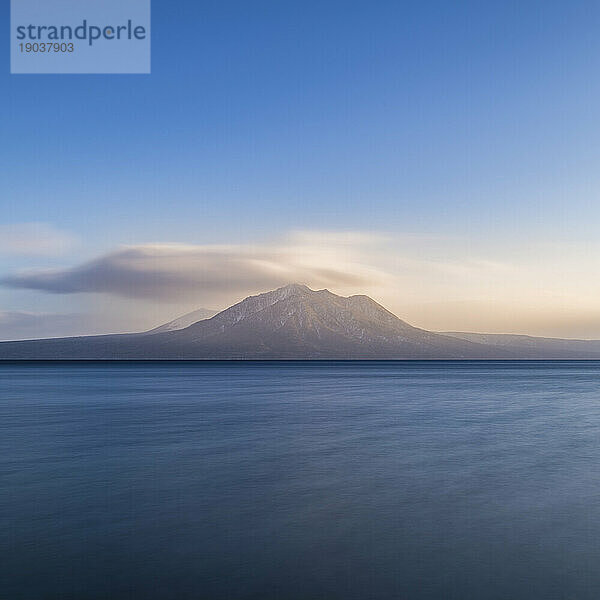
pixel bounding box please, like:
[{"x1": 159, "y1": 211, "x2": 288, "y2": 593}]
[
  {"x1": 154, "y1": 283, "x2": 507, "y2": 359},
  {"x1": 145, "y1": 308, "x2": 217, "y2": 333},
  {"x1": 2, "y1": 284, "x2": 600, "y2": 359}
]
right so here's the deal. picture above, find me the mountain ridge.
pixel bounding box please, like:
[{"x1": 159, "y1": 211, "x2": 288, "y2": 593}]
[{"x1": 2, "y1": 284, "x2": 600, "y2": 359}]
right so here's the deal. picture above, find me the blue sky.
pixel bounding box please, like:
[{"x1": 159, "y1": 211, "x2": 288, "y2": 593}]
[{"x1": 2, "y1": 1, "x2": 600, "y2": 338}]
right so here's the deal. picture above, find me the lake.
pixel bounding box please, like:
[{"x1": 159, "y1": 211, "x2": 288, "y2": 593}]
[{"x1": 2, "y1": 361, "x2": 600, "y2": 599}]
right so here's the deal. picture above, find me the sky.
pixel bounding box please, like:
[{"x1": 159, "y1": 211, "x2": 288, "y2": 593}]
[{"x1": 2, "y1": 0, "x2": 600, "y2": 339}]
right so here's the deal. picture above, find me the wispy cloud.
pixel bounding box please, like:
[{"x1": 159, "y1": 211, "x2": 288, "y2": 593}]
[
  {"x1": 1, "y1": 231, "x2": 390, "y2": 305},
  {"x1": 0, "y1": 223, "x2": 76, "y2": 256}
]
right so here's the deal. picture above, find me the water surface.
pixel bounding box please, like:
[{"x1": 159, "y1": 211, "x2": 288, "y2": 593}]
[{"x1": 2, "y1": 361, "x2": 600, "y2": 599}]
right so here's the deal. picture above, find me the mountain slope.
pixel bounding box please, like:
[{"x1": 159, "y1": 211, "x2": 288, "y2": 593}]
[
  {"x1": 443, "y1": 331, "x2": 600, "y2": 357},
  {"x1": 146, "y1": 308, "x2": 217, "y2": 333},
  {"x1": 2, "y1": 284, "x2": 600, "y2": 359}
]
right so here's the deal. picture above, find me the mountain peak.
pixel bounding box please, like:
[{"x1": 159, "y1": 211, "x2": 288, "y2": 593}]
[
  {"x1": 271, "y1": 283, "x2": 313, "y2": 298},
  {"x1": 278, "y1": 283, "x2": 310, "y2": 292},
  {"x1": 146, "y1": 307, "x2": 217, "y2": 334},
  {"x1": 6, "y1": 281, "x2": 589, "y2": 358},
  {"x1": 271, "y1": 283, "x2": 342, "y2": 299}
]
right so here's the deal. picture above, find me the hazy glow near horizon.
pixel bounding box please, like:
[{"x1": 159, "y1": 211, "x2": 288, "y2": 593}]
[
  {"x1": 3, "y1": 229, "x2": 600, "y2": 340},
  {"x1": 2, "y1": 2, "x2": 600, "y2": 340}
]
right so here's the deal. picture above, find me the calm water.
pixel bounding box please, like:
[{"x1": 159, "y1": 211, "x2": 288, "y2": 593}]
[{"x1": 2, "y1": 361, "x2": 600, "y2": 600}]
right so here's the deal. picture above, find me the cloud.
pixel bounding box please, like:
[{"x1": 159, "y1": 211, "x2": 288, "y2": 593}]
[
  {"x1": 1, "y1": 231, "x2": 391, "y2": 305},
  {"x1": 0, "y1": 223, "x2": 76, "y2": 256}
]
